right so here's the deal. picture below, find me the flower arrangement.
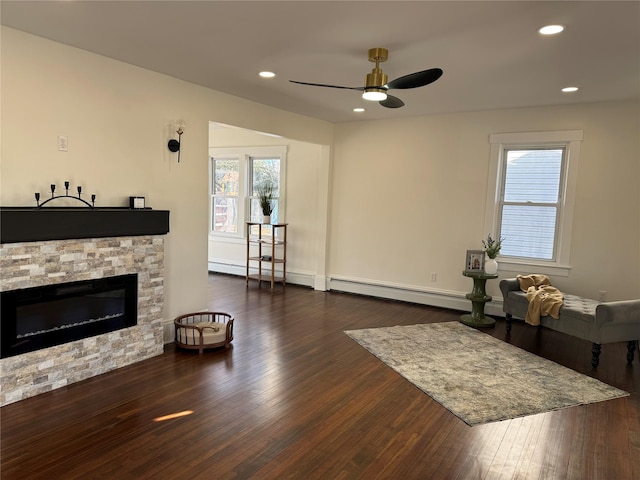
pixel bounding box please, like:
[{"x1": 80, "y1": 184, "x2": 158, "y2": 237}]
[
  {"x1": 256, "y1": 181, "x2": 275, "y2": 216},
  {"x1": 482, "y1": 234, "x2": 504, "y2": 259}
]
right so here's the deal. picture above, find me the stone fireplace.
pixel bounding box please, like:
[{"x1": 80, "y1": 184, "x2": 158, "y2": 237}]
[{"x1": 0, "y1": 208, "x2": 169, "y2": 406}]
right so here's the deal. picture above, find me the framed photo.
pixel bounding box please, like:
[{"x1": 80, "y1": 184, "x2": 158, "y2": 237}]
[
  {"x1": 129, "y1": 196, "x2": 146, "y2": 209},
  {"x1": 465, "y1": 250, "x2": 485, "y2": 273}
]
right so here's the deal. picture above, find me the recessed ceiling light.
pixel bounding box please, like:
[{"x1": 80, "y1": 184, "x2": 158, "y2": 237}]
[
  {"x1": 353, "y1": 108, "x2": 365, "y2": 113},
  {"x1": 538, "y1": 25, "x2": 565, "y2": 35},
  {"x1": 562, "y1": 86, "x2": 579, "y2": 93},
  {"x1": 259, "y1": 71, "x2": 276, "y2": 78}
]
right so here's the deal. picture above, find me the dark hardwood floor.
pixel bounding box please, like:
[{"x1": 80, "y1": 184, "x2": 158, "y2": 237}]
[{"x1": 2, "y1": 273, "x2": 639, "y2": 479}]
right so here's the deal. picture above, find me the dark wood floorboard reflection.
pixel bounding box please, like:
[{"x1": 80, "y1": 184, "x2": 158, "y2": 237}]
[{"x1": 2, "y1": 273, "x2": 638, "y2": 479}]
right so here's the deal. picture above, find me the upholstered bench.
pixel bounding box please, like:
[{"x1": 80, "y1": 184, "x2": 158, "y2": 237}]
[
  {"x1": 499, "y1": 278, "x2": 640, "y2": 367},
  {"x1": 174, "y1": 311, "x2": 234, "y2": 354}
]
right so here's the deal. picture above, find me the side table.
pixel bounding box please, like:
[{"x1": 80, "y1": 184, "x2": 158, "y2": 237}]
[{"x1": 460, "y1": 271, "x2": 498, "y2": 328}]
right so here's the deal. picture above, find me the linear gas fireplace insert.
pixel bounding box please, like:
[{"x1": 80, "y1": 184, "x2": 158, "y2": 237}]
[{"x1": 1, "y1": 274, "x2": 138, "y2": 358}]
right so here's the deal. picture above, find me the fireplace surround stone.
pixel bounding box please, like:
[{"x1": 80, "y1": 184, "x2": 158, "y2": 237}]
[{"x1": 0, "y1": 235, "x2": 165, "y2": 405}]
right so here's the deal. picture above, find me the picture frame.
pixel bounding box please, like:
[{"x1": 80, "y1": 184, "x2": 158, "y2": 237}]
[
  {"x1": 129, "y1": 196, "x2": 146, "y2": 209},
  {"x1": 465, "y1": 250, "x2": 485, "y2": 273}
]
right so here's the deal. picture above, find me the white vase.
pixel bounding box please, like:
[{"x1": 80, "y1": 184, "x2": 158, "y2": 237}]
[
  {"x1": 262, "y1": 215, "x2": 271, "y2": 224},
  {"x1": 484, "y1": 258, "x2": 498, "y2": 275}
]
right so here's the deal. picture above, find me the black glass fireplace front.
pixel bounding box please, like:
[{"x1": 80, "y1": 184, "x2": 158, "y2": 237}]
[{"x1": 1, "y1": 274, "x2": 137, "y2": 358}]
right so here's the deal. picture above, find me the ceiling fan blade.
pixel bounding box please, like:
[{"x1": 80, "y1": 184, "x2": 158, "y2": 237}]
[
  {"x1": 379, "y1": 95, "x2": 404, "y2": 109},
  {"x1": 386, "y1": 68, "x2": 443, "y2": 90},
  {"x1": 289, "y1": 80, "x2": 364, "y2": 91}
]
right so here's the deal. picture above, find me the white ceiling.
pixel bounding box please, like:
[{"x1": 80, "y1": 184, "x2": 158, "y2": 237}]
[{"x1": 2, "y1": 1, "x2": 639, "y2": 123}]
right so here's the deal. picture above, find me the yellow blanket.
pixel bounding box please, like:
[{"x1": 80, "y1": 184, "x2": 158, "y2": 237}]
[{"x1": 517, "y1": 274, "x2": 564, "y2": 326}]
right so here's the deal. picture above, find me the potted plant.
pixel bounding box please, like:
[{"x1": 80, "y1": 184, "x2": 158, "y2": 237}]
[
  {"x1": 256, "y1": 181, "x2": 275, "y2": 224},
  {"x1": 482, "y1": 234, "x2": 504, "y2": 274}
]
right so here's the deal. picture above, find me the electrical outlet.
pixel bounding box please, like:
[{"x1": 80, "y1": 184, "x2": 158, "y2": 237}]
[
  {"x1": 57, "y1": 135, "x2": 68, "y2": 152},
  {"x1": 598, "y1": 290, "x2": 607, "y2": 302},
  {"x1": 430, "y1": 272, "x2": 437, "y2": 282}
]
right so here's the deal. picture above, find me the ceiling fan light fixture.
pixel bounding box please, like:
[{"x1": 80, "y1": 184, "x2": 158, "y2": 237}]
[
  {"x1": 289, "y1": 47, "x2": 442, "y2": 110},
  {"x1": 363, "y1": 67, "x2": 388, "y2": 101},
  {"x1": 362, "y1": 88, "x2": 387, "y2": 101}
]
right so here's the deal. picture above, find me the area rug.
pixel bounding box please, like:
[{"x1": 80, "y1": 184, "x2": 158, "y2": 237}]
[{"x1": 344, "y1": 322, "x2": 628, "y2": 426}]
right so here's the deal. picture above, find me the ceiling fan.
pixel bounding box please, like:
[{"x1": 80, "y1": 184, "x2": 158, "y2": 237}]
[{"x1": 289, "y1": 48, "x2": 443, "y2": 109}]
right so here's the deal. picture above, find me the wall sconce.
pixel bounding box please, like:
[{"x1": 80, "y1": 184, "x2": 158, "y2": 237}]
[{"x1": 167, "y1": 121, "x2": 185, "y2": 162}]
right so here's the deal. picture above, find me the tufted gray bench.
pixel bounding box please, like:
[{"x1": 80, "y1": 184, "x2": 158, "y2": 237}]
[{"x1": 500, "y1": 278, "x2": 640, "y2": 367}]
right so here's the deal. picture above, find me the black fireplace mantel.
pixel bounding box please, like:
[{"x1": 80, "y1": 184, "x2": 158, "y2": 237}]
[{"x1": 0, "y1": 207, "x2": 170, "y2": 243}]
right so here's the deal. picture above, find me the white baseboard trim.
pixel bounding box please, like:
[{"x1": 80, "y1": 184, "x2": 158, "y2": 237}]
[
  {"x1": 207, "y1": 262, "x2": 504, "y2": 318},
  {"x1": 208, "y1": 261, "x2": 246, "y2": 276},
  {"x1": 207, "y1": 261, "x2": 315, "y2": 288},
  {"x1": 327, "y1": 275, "x2": 505, "y2": 318}
]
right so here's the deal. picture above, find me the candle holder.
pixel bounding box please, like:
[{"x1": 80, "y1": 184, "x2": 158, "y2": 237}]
[{"x1": 35, "y1": 181, "x2": 96, "y2": 208}]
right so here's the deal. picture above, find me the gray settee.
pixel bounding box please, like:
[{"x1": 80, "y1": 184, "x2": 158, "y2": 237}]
[{"x1": 500, "y1": 278, "x2": 640, "y2": 367}]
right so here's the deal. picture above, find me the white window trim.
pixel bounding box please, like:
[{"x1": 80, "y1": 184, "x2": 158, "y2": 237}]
[
  {"x1": 209, "y1": 146, "x2": 287, "y2": 240},
  {"x1": 483, "y1": 130, "x2": 583, "y2": 277}
]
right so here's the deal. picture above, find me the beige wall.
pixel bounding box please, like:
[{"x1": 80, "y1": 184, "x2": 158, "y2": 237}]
[
  {"x1": 1, "y1": 27, "x2": 333, "y2": 332},
  {"x1": 330, "y1": 101, "x2": 640, "y2": 300}
]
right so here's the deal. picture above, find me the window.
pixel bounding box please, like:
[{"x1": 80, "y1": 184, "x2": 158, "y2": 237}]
[
  {"x1": 211, "y1": 157, "x2": 239, "y2": 233},
  {"x1": 499, "y1": 148, "x2": 563, "y2": 260},
  {"x1": 483, "y1": 131, "x2": 582, "y2": 276},
  {"x1": 249, "y1": 157, "x2": 281, "y2": 223},
  {"x1": 210, "y1": 146, "x2": 286, "y2": 237}
]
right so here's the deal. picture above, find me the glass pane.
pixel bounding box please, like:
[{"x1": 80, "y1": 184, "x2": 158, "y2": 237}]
[
  {"x1": 250, "y1": 198, "x2": 278, "y2": 224},
  {"x1": 212, "y1": 197, "x2": 238, "y2": 233},
  {"x1": 500, "y1": 205, "x2": 556, "y2": 260},
  {"x1": 504, "y1": 149, "x2": 563, "y2": 203},
  {"x1": 213, "y1": 159, "x2": 239, "y2": 196},
  {"x1": 250, "y1": 198, "x2": 261, "y2": 223},
  {"x1": 251, "y1": 158, "x2": 280, "y2": 196}
]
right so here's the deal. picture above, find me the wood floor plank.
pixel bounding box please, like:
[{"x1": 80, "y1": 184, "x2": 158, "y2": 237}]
[{"x1": 1, "y1": 273, "x2": 638, "y2": 479}]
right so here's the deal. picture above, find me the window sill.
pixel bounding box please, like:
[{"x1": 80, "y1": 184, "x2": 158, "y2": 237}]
[
  {"x1": 209, "y1": 232, "x2": 244, "y2": 243},
  {"x1": 497, "y1": 259, "x2": 571, "y2": 277}
]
